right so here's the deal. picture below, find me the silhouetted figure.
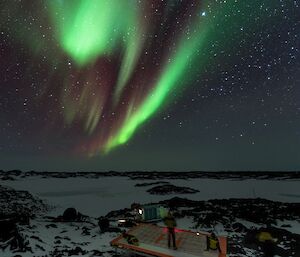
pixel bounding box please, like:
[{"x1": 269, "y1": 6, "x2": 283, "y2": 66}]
[
  {"x1": 163, "y1": 211, "x2": 177, "y2": 249},
  {"x1": 205, "y1": 232, "x2": 221, "y2": 252}
]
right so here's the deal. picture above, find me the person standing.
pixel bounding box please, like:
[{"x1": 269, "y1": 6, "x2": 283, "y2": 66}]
[{"x1": 163, "y1": 211, "x2": 177, "y2": 250}]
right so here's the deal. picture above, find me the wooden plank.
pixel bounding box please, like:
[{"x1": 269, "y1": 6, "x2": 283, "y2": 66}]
[{"x1": 113, "y1": 242, "x2": 174, "y2": 257}]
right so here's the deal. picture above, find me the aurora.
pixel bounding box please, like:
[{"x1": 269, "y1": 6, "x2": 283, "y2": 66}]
[
  {"x1": 45, "y1": 0, "x2": 213, "y2": 155},
  {"x1": 1, "y1": 0, "x2": 295, "y2": 164},
  {"x1": 44, "y1": 0, "x2": 249, "y2": 154}
]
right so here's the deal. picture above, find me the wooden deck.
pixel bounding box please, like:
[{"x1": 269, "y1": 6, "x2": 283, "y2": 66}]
[{"x1": 111, "y1": 223, "x2": 227, "y2": 257}]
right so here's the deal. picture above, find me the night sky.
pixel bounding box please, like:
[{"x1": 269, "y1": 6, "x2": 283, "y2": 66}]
[{"x1": 0, "y1": 0, "x2": 299, "y2": 171}]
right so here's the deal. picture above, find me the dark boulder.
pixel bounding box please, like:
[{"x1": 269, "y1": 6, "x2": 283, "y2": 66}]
[
  {"x1": 0, "y1": 218, "x2": 30, "y2": 252},
  {"x1": 232, "y1": 222, "x2": 248, "y2": 233},
  {"x1": 0, "y1": 218, "x2": 17, "y2": 241},
  {"x1": 147, "y1": 184, "x2": 199, "y2": 195},
  {"x1": 98, "y1": 217, "x2": 110, "y2": 232},
  {"x1": 62, "y1": 208, "x2": 78, "y2": 221},
  {"x1": 68, "y1": 246, "x2": 86, "y2": 256}
]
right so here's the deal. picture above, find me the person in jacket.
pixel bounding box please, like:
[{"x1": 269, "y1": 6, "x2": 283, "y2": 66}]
[
  {"x1": 163, "y1": 211, "x2": 177, "y2": 249},
  {"x1": 257, "y1": 230, "x2": 277, "y2": 257},
  {"x1": 205, "y1": 232, "x2": 221, "y2": 252}
]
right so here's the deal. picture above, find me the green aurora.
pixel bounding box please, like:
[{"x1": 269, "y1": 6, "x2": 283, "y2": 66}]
[
  {"x1": 6, "y1": 0, "x2": 281, "y2": 155},
  {"x1": 47, "y1": 0, "x2": 217, "y2": 154}
]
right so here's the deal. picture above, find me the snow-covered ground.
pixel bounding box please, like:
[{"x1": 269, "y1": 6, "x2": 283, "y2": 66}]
[
  {"x1": 1, "y1": 177, "x2": 299, "y2": 217},
  {"x1": 1, "y1": 218, "x2": 118, "y2": 257},
  {"x1": 1, "y1": 175, "x2": 299, "y2": 257}
]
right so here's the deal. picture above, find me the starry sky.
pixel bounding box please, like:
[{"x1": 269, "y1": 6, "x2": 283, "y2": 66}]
[{"x1": 0, "y1": 0, "x2": 299, "y2": 172}]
